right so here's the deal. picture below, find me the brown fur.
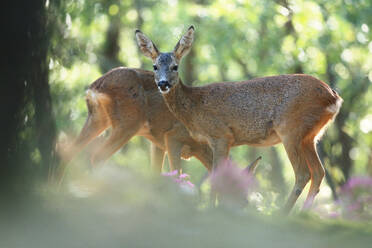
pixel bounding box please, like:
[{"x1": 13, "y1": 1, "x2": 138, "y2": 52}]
[
  {"x1": 135, "y1": 27, "x2": 343, "y2": 213},
  {"x1": 164, "y1": 74, "x2": 342, "y2": 213},
  {"x1": 59, "y1": 67, "x2": 213, "y2": 179}
]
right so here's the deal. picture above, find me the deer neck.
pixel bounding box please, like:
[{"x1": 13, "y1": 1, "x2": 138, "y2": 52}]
[{"x1": 162, "y1": 79, "x2": 196, "y2": 123}]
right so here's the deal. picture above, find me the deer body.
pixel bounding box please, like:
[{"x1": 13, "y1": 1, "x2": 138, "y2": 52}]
[
  {"x1": 164, "y1": 74, "x2": 338, "y2": 148},
  {"x1": 60, "y1": 67, "x2": 213, "y2": 176},
  {"x1": 135, "y1": 26, "x2": 343, "y2": 213}
]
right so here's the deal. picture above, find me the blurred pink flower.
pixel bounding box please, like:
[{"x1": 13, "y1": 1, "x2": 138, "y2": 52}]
[
  {"x1": 179, "y1": 173, "x2": 189, "y2": 179},
  {"x1": 162, "y1": 170, "x2": 195, "y2": 190},
  {"x1": 186, "y1": 181, "x2": 195, "y2": 188},
  {"x1": 338, "y1": 176, "x2": 372, "y2": 220},
  {"x1": 210, "y1": 159, "x2": 259, "y2": 207},
  {"x1": 342, "y1": 176, "x2": 372, "y2": 191},
  {"x1": 162, "y1": 170, "x2": 178, "y2": 177}
]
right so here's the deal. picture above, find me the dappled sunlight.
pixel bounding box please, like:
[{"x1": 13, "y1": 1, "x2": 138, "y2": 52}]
[{"x1": 4, "y1": 0, "x2": 372, "y2": 247}]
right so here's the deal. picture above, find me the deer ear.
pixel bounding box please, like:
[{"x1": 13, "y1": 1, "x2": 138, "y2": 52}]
[
  {"x1": 243, "y1": 156, "x2": 262, "y2": 175},
  {"x1": 135, "y1": 30, "x2": 159, "y2": 61},
  {"x1": 173, "y1": 25, "x2": 195, "y2": 62}
]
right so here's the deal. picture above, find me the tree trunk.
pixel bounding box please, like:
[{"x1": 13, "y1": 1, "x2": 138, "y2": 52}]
[
  {"x1": 99, "y1": 15, "x2": 122, "y2": 72},
  {"x1": 0, "y1": 0, "x2": 56, "y2": 204}
]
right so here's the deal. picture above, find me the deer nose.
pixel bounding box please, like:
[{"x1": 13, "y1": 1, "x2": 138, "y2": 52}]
[{"x1": 158, "y1": 80, "x2": 170, "y2": 92}]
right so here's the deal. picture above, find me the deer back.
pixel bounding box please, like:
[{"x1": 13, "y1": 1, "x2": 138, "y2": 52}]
[{"x1": 163, "y1": 74, "x2": 340, "y2": 146}]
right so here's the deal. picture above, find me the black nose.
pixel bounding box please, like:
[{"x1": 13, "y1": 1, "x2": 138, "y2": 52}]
[{"x1": 158, "y1": 80, "x2": 170, "y2": 92}]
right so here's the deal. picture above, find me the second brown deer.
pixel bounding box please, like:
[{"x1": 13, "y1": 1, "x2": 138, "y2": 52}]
[
  {"x1": 135, "y1": 26, "x2": 343, "y2": 213},
  {"x1": 58, "y1": 67, "x2": 213, "y2": 181}
]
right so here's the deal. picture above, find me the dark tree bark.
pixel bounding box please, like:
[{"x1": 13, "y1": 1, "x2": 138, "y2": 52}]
[
  {"x1": 99, "y1": 15, "x2": 122, "y2": 72},
  {"x1": 276, "y1": 0, "x2": 304, "y2": 74},
  {"x1": 318, "y1": 4, "x2": 370, "y2": 185},
  {"x1": 0, "y1": 0, "x2": 56, "y2": 204}
]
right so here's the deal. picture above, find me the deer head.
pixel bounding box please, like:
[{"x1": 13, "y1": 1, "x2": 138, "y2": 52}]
[{"x1": 135, "y1": 26, "x2": 195, "y2": 94}]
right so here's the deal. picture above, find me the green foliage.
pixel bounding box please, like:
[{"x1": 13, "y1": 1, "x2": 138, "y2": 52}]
[{"x1": 50, "y1": 0, "x2": 372, "y2": 205}]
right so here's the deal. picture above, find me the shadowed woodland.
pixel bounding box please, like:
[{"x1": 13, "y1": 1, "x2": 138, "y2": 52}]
[{"x1": 1, "y1": 0, "x2": 372, "y2": 247}]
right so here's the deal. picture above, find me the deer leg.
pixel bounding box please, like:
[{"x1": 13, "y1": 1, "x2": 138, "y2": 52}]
[
  {"x1": 302, "y1": 140, "x2": 325, "y2": 210},
  {"x1": 208, "y1": 139, "x2": 230, "y2": 207},
  {"x1": 165, "y1": 135, "x2": 183, "y2": 173},
  {"x1": 56, "y1": 112, "x2": 109, "y2": 184},
  {"x1": 282, "y1": 139, "x2": 311, "y2": 214},
  {"x1": 91, "y1": 124, "x2": 139, "y2": 166},
  {"x1": 209, "y1": 139, "x2": 230, "y2": 170},
  {"x1": 192, "y1": 144, "x2": 213, "y2": 172},
  {"x1": 151, "y1": 143, "x2": 165, "y2": 173},
  {"x1": 61, "y1": 113, "x2": 109, "y2": 164}
]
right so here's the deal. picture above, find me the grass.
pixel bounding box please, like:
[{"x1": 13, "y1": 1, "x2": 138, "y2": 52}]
[{"x1": 1, "y1": 164, "x2": 371, "y2": 248}]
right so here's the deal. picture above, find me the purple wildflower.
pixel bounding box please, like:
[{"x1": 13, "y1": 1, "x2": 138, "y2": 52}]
[
  {"x1": 162, "y1": 170, "x2": 195, "y2": 192},
  {"x1": 210, "y1": 159, "x2": 259, "y2": 207},
  {"x1": 338, "y1": 176, "x2": 372, "y2": 220},
  {"x1": 186, "y1": 181, "x2": 195, "y2": 188},
  {"x1": 162, "y1": 170, "x2": 178, "y2": 177},
  {"x1": 179, "y1": 173, "x2": 189, "y2": 179}
]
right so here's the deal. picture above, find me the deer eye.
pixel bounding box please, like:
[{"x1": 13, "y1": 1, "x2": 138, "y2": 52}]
[
  {"x1": 172, "y1": 65, "x2": 178, "y2": 71},
  {"x1": 153, "y1": 65, "x2": 158, "y2": 71}
]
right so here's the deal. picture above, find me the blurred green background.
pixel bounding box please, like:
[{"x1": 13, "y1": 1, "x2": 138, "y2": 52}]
[
  {"x1": 49, "y1": 0, "x2": 372, "y2": 208},
  {"x1": 2, "y1": 0, "x2": 372, "y2": 247}
]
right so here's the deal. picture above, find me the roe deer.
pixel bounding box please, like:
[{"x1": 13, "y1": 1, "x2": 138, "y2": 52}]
[
  {"x1": 58, "y1": 67, "x2": 214, "y2": 180},
  {"x1": 135, "y1": 26, "x2": 343, "y2": 213}
]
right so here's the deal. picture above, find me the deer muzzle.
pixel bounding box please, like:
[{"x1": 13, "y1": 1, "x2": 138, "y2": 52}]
[{"x1": 157, "y1": 80, "x2": 171, "y2": 93}]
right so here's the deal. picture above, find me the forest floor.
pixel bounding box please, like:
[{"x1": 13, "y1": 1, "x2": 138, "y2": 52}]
[{"x1": 1, "y1": 164, "x2": 372, "y2": 248}]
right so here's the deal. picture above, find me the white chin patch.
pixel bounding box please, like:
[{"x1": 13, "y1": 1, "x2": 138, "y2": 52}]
[{"x1": 158, "y1": 86, "x2": 170, "y2": 94}]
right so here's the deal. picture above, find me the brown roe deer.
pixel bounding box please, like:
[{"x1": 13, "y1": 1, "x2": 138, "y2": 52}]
[
  {"x1": 135, "y1": 26, "x2": 343, "y2": 213},
  {"x1": 58, "y1": 67, "x2": 213, "y2": 180}
]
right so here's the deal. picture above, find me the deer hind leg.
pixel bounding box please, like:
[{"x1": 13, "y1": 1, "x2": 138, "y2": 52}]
[
  {"x1": 68, "y1": 115, "x2": 109, "y2": 160},
  {"x1": 60, "y1": 102, "x2": 110, "y2": 164},
  {"x1": 281, "y1": 138, "x2": 311, "y2": 214},
  {"x1": 90, "y1": 121, "x2": 140, "y2": 166},
  {"x1": 301, "y1": 140, "x2": 325, "y2": 210},
  {"x1": 151, "y1": 143, "x2": 165, "y2": 173},
  {"x1": 56, "y1": 98, "x2": 110, "y2": 183},
  {"x1": 300, "y1": 110, "x2": 335, "y2": 210}
]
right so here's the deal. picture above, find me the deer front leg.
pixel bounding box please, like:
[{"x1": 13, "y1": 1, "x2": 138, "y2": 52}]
[
  {"x1": 208, "y1": 139, "x2": 230, "y2": 207},
  {"x1": 209, "y1": 139, "x2": 230, "y2": 170},
  {"x1": 150, "y1": 143, "x2": 165, "y2": 173},
  {"x1": 164, "y1": 133, "x2": 183, "y2": 173},
  {"x1": 191, "y1": 143, "x2": 213, "y2": 172}
]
